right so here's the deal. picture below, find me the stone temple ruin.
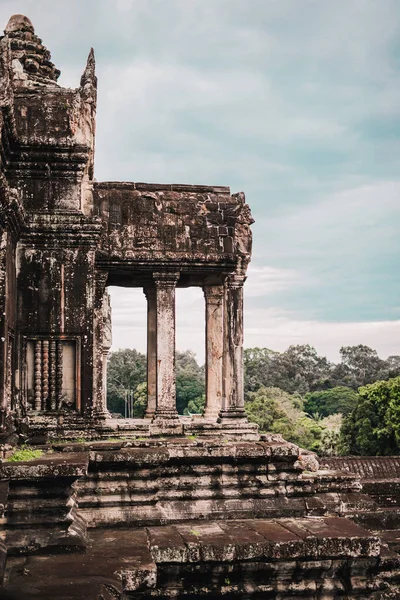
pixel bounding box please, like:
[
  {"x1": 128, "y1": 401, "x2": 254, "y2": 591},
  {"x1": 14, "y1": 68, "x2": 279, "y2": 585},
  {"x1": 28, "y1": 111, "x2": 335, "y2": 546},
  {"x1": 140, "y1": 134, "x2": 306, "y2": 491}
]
[{"x1": 0, "y1": 14, "x2": 400, "y2": 599}]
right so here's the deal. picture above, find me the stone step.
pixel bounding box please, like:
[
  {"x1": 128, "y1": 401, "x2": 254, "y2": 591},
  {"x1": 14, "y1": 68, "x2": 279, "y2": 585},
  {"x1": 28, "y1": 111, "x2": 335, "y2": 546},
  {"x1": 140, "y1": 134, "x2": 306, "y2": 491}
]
[
  {"x1": 351, "y1": 507, "x2": 400, "y2": 531},
  {"x1": 2, "y1": 517, "x2": 396, "y2": 599},
  {"x1": 375, "y1": 529, "x2": 400, "y2": 553}
]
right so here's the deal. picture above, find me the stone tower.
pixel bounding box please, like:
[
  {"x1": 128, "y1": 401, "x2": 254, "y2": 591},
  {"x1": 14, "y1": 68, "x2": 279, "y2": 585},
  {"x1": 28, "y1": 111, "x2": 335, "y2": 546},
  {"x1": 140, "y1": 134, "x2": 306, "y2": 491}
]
[{"x1": 0, "y1": 14, "x2": 256, "y2": 441}]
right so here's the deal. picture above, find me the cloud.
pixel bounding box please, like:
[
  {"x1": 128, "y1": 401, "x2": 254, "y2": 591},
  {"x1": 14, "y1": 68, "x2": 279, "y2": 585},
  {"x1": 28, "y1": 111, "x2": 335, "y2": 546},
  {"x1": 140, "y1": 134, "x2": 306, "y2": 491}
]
[
  {"x1": 0, "y1": 1, "x2": 399, "y2": 359},
  {"x1": 109, "y1": 286, "x2": 400, "y2": 364}
]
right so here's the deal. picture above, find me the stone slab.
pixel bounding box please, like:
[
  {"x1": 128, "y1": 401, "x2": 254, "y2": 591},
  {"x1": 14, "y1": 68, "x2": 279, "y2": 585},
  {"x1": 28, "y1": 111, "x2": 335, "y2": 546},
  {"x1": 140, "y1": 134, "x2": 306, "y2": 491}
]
[{"x1": 0, "y1": 454, "x2": 89, "y2": 481}]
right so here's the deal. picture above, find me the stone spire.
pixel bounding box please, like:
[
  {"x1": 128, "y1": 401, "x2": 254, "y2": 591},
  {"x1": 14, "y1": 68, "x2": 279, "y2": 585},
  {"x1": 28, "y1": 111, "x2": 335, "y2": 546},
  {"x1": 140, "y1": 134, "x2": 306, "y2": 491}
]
[
  {"x1": 80, "y1": 48, "x2": 96, "y2": 88},
  {"x1": 3, "y1": 14, "x2": 60, "y2": 87}
]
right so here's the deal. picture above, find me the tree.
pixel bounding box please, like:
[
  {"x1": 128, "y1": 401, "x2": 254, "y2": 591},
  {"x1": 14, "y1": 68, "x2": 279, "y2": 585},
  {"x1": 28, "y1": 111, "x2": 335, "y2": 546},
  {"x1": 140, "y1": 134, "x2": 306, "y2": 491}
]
[
  {"x1": 175, "y1": 351, "x2": 205, "y2": 415},
  {"x1": 270, "y1": 345, "x2": 332, "y2": 394},
  {"x1": 319, "y1": 414, "x2": 343, "y2": 456},
  {"x1": 386, "y1": 356, "x2": 400, "y2": 379},
  {"x1": 244, "y1": 386, "x2": 323, "y2": 451},
  {"x1": 334, "y1": 345, "x2": 388, "y2": 389},
  {"x1": 304, "y1": 386, "x2": 359, "y2": 418},
  {"x1": 244, "y1": 347, "x2": 277, "y2": 394},
  {"x1": 339, "y1": 376, "x2": 400, "y2": 456},
  {"x1": 106, "y1": 348, "x2": 205, "y2": 416},
  {"x1": 132, "y1": 382, "x2": 147, "y2": 418},
  {"x1": 244, "y1": 345, "x2": 332, "y2": 396},
  {"x1": 183, "y1": 394, "x2": 205, "y2": 416},
  {"x1": 107, "y1": 349, "x2": 146, "y2": 415}
]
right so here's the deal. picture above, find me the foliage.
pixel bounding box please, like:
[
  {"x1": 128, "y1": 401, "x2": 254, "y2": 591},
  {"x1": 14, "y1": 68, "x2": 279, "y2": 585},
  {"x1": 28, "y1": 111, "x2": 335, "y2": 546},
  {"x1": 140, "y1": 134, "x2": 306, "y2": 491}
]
[
  {"x1": 331, "y1": 345, "x2": 390, "y2": 389},
  {"x1": 339, "y1": 376, "x2": 400, "y2": 456},
  {"x1": 105, "y1": 343, "x2": 400, "y2": 459},
  {"x1": 245, "y1": 386, "x2": 323, "y2": 451},
  {"x1": 304, "y1": 386, "x2": 359, "y2": 418},
  {"x1": 244, "y1": 347, "x2": 278, "y2": 393},
  {"x1": 175, "y1": 351, "x2": 205, "y2": 415},
  {"x1": 183, "y1": 394, "x2": 205, "y2": 416},
  {"x1": 319, "y1": 414, "x2": 343, "y2": 456},
  {"x1": 107, "y1": 349, "x2": 205, "y2": 416},
  {"x1": 8, "y1": 446, "x2": 43, "y2": 462},
  {"x1": 132, "y1": 382, "x2": 147, "y2": 418},
  {"x1": 107, "y1": 349, "x2": 146, "y2": 415},
  {"x1": 244, "y1": 344, "x2": 400, "y2": 396},
  {"x1": 245, "y1": 344, "x2": 332, "y2": 396}
]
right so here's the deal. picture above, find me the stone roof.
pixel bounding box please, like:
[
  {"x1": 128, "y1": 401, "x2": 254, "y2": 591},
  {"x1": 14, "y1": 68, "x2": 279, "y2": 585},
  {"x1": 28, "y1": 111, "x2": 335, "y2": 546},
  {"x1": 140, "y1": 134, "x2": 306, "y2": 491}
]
[{"x1": 2, "y1": 14, "x2": 60, "y2": 88}]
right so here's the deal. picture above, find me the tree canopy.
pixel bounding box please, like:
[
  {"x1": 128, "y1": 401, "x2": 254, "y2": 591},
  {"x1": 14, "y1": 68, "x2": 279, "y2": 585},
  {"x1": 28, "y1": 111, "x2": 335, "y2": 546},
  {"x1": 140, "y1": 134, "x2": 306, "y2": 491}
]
[
  {"x1": 107, "y1": 349, "x2": 146, "y2": 416},
  {"x1": 340, "y1": 376, "x2": 400, "y2": 456},
  {"x1": 304, "y1": 386, "x2": 359, "y2": 418},
  {"x1": 106, "y1": 343, "x2": 400, "y2": 456}
]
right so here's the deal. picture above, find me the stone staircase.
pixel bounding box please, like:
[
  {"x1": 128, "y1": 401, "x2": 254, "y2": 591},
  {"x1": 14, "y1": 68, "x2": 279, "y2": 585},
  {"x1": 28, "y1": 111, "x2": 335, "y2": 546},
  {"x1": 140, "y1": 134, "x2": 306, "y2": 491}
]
[
  {"x1": 74, "y1": 439, "x2": 362, "y2": 528},
  {"x1": 322, "y1": 456, "x2": 400, "y2": 554},
  {"x1": 1, "y1": 440, "x2": 400, "y2": 598}
]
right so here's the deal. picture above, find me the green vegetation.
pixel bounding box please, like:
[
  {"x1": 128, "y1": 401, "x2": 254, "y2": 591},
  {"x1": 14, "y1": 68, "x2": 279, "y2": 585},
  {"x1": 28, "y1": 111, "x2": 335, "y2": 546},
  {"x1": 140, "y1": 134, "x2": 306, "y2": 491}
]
[
  {"x1": 8, "y1": 446, "x2": 43, "y2": 462},
  {"x1": 106, "y1": 343, "x2": 400, "y2": 456},
  {"x1": 340, "y1": 376, "x2": 400, "y2": 456},
  {"x1": 244, "y1": 386, "x2": 325, "y2": 453},
  {"x1": 107, "y1": 349, "x2": 147, "y2": 416},
  {"x1": 52, "y1": 437, "x2": 86, "y2": 444},
  {"x1": 107, "y1": 349, "x2": 205, "y2": 418},
  {"x1": 304, "y1": 387, "x2": 359, "y2": 418}
]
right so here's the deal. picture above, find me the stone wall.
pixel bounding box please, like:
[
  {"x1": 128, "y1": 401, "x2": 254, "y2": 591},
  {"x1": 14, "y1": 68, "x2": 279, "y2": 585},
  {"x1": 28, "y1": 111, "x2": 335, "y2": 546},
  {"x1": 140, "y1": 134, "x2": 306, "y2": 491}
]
[{"x1": 94, "y1": 182, "x2": 253, "y2": 269}]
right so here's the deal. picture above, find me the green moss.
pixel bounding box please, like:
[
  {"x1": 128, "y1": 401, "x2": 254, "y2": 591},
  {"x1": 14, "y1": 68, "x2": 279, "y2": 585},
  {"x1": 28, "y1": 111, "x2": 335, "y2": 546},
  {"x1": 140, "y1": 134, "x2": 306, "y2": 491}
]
[
  {"x1": 8, "y1": 446, "x2": 43, "y2": 462},
  {"x1": 52, "y1": 437, "x2": 86, "y2": 445},
  {"x1": 190, "y1": 529, "x2": 200, "y2": 536}
]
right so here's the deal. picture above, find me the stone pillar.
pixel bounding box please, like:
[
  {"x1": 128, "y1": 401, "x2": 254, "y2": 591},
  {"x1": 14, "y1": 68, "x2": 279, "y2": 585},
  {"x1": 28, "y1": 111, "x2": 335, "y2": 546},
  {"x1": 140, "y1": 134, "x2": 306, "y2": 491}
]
[
  {"x1": 203, "y1": 285, "x2": 224, "y2": 419},
  {"x1": 150, "y1": 272, "x2": 182, "y2": 434},
  {"x1": 218, "y1": 273, "x2": 248, "y2": 422},
  {"x1": 144, "y1": 286, "x2": 157, "y2": 419},
  {"x1": 92, "y1": 271, "x2": 110, "y2": 419}
]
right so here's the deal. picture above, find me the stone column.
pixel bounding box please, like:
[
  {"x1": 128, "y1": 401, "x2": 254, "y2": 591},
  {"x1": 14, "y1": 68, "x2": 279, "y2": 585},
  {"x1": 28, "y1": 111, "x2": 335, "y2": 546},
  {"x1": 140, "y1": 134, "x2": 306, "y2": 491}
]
[
  {"x1": 150, "y1": 272, "x2": 182, "y2": 434},
  {"x1": 92, "y1": 271, "x2": 110, "y2": 419},
  {"x1": 218, "y1": 273, "x2": 248, "y2": 422},
  {"x1": 144, "y1": 286, "x2": 157, "y2": 419},
  {"x1": 203, "y1": 285, "x2": 224, "y2": 419}
]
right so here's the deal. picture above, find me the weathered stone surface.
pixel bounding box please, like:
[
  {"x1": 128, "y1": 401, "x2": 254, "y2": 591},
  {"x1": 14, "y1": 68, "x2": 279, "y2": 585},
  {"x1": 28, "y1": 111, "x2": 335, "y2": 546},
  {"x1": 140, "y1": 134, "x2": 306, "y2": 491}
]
[
  {"x1": 0, "y1": 453, "x2": 88, "y2": 554},
  {"x1": 2, "y1": 519, "x2": 396, "y2": 599}
]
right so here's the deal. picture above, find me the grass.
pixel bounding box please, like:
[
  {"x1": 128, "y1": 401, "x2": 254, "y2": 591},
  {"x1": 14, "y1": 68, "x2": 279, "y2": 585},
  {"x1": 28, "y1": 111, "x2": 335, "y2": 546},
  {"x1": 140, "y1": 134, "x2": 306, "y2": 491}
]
[
  {"x1": 52, "y1": 437, "x2": 86, "y2": 444},
  {"x1": 8, "y1": 446, "x2": 44, "y2": 462}
]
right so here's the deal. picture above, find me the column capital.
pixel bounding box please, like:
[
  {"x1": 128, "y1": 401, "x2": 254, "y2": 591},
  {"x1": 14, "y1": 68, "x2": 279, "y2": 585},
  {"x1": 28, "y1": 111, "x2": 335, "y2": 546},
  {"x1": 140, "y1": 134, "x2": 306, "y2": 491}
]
[
  {"x1": 153, "y1": 272, "x2": 180, "y2": 288},
  {"x1": 203, "y1": 284, "x2": 224, "y2": 302},
  {"x1": 226, "y1": 273, "x2": 246, "y2": 289}
]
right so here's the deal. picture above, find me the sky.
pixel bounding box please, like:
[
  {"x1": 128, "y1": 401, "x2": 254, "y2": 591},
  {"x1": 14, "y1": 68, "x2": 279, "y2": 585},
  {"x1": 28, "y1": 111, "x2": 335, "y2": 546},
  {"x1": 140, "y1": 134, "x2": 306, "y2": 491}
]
[{"x1": 1, "y1": 0, "x2": 399, "y2": 362}]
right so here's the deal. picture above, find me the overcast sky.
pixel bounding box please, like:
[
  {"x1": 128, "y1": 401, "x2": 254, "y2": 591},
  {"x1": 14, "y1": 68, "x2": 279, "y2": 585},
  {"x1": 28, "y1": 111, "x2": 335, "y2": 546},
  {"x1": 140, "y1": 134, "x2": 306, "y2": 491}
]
[{"x1": 2, "y1": 0, "x2": 399, "y2": 362}]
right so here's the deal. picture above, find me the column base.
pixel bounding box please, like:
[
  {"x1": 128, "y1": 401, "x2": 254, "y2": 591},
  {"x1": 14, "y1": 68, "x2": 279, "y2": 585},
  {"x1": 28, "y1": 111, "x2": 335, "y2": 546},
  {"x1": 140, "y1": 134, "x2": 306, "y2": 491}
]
[
  {"x1": 92, "y1": 408, "x2": 111, "y2": 421},
  {"x1": 150, "y1": 411, "x2": 183, "y2": 436},
  {"x1": 203, "y1": 407, "x2": 221, "y2": 420},
  {"x1": 217, "y1": 408, "x2": 248, "y2": 424},
  {"x1": 144, "y1": 409, "x2": 156, "y2": 419}
]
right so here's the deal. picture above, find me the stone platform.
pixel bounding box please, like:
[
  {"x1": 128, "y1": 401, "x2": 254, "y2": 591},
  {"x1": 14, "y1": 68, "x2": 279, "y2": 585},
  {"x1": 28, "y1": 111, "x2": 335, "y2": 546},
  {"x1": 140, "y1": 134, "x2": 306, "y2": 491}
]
[
  {"x1": 25, "y1": 415, "x2": 259, "y2": 445},
  {"x1": 323, "y1": 456, "x2": 400, "y2": 556},
  {"x1": 3, "y1": 518, "x2": 399, "y2": 599},
  {"x1": 1, "y1": 438, "x2": 400, "y2": 597}
]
